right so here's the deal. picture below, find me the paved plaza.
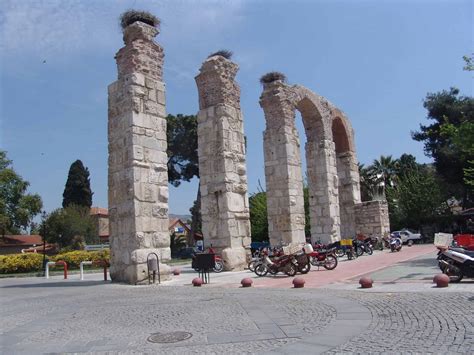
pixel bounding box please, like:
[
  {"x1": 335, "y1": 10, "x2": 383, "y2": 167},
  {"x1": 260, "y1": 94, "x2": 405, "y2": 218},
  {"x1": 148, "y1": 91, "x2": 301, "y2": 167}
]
[{"x1": 1, "y1": 245, "x2": 473, "y2": 354}]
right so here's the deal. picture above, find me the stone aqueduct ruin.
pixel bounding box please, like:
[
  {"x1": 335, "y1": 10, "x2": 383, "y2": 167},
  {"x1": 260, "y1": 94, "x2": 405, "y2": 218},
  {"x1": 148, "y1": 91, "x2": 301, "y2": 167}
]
[{"x1": 108, "y1": 14, "x2": 390, "y2": 284}]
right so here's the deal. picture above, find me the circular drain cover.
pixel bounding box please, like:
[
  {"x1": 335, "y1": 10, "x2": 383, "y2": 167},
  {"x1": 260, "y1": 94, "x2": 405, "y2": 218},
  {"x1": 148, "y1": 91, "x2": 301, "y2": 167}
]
[{"x1": 147, "y1": 331, "x2": 193, "y2": 343}]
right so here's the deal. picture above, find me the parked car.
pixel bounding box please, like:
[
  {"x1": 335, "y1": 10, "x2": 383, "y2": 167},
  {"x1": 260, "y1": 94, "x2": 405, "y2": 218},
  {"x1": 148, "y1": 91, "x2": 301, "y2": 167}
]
[{"x1": 391, "y1": 229, "x2": 422, "y2": 245}]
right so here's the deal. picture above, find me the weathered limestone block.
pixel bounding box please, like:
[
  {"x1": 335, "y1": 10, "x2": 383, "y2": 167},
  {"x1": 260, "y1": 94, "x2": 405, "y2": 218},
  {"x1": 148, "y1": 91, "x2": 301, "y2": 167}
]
[
  {"x1": 108, "y1": 18, "x2": 170, "y2": 284},
  {"x1": 354, "y1": 200, "x2": 390, "y2": 237},
  {"x1": 195, "y1": 54, "x2": 251, "y2": 271}
]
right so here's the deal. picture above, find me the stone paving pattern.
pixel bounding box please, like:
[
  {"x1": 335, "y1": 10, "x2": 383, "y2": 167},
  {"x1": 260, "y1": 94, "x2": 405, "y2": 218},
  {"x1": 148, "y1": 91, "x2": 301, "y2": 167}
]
[{"x1": 1, "y1": 275, "x2": 473, "y2": 354}]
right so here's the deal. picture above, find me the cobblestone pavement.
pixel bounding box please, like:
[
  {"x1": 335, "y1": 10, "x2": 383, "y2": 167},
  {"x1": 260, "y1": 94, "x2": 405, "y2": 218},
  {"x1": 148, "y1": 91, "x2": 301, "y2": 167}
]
[{"x1": 1, "y1": 275, "x2": 473, "y2": 354}]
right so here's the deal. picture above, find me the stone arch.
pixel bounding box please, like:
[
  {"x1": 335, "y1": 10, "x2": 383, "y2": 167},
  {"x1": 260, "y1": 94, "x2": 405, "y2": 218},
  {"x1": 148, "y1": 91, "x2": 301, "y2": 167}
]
[{"x1": 260, "y1": 80, "x2": 360, "y2": 245}]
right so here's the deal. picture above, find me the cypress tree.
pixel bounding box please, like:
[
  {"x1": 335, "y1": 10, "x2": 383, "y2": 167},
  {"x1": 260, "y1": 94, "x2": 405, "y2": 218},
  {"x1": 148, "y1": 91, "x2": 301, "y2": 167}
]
[{"x1": 62, "y1": 160, "x2": 93, "y2": 208}]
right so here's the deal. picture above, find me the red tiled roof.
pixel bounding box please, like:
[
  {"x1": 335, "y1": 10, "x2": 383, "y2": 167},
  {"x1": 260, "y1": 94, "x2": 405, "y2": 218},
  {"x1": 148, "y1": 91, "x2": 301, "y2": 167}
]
[
  {"x1": 1, "y1": 235, "x2": 43, "y2": 245},
  {"x1": 90, "y1": 207, "x2": 108, "y2": 216}
]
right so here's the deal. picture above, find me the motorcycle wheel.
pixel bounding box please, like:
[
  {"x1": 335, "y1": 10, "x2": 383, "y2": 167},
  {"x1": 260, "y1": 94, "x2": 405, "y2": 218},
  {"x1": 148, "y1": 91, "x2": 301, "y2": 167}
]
[
  {"x1": 356, "y1": 247, "x2": 364, "y2": 257},
  {"x1": 390, "y1": 246, "x2": 395, "y2": 252},
  {"x1": 248, "y1": 261, "x2": 255, "y2": 272},
  {"x1": 444, "y1": 267, "x2": 463, "y2": 283},
  {"x1": 254, "y1": 263, "x2": 268, "y2": 277},
  {"x1": 299, "y1": 262, "x2": 311, "y2": 274},
  {"x1": 213, "y1": 260, "x2": 224, "y2": 273},
  {"x1": 366, "y1": 246, "x2": 373, "y2": 255},
  {"x1": 284, "y1": 263, "x2": 297, "y2": 277},
  {"x1": 323, "y1": 255, "x2": 338, "y2": 270},
  {"x1": 335, "y1": 249, "x2": 345, "y2": 258}
]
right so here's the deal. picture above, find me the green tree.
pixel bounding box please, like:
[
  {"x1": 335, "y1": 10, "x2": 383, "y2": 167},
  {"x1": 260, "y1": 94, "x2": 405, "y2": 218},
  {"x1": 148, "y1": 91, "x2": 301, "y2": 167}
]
[
  {"x1": 249, "y1": 192, "x2": 268, "y2": 242},
  {"x1": 170, "y1": 233, "x2": 187, "y2": 257},
  {"x1": 62, "y1": 160, "x2": 93, "y2": 208},
  {"x1": 166, "y1": 114, "x2": 199, "y2": 186},
  {"x1": 42, "y1": 205, "x2": 97, "y2": 249},
  {"x1": 166, "y1": 114, "x2": 200, "y2": 242},
  {"x1": 0, "y1": 151, "x2": 42, "y2": 236},
  {"x1": 386, "y1": 167, "x2": 448, "y2": 231},
  {"x1": 370, "y1": 155, "x2": 399, "y2": 193},
  {"x1": 358, "y1": 163, "x2": 378, "y2": 201},
  {"x1": 412, "y1": 87, "x2": 474, "y2": 207}
]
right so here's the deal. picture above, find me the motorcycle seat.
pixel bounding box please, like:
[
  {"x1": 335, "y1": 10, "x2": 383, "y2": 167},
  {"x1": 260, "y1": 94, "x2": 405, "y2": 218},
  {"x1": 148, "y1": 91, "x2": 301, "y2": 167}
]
[{"x1": 450, "y1": 247, "x2": 474, "y2": 258}]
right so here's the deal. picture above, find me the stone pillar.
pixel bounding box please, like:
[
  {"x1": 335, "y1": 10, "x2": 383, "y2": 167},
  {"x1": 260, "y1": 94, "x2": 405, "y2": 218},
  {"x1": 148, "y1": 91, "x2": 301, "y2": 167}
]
[
  {"x1": 354, "y1": 200, "x2": 390, "y2": 237},
  {"x1": 195, "y1": 54, "x2": 251, "y2": 271},
  {"x1": 260, "y1": 81, "x2": 306, "y2": 246},
  {"x1": 307, "y1": 139, "x2": 341, "y2": 244},
  {"x1": 108, "y1": 20, "x2": 170, "y2": 284},
  {"x1": 336, "y1": 151, "x2": 361, "y2": 238}
]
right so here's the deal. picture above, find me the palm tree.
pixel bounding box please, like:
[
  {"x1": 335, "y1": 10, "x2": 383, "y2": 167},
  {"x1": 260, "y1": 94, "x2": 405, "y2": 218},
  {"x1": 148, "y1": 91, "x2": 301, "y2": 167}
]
[
  {"x1": 369, "y1": 155, "x2": 399, "y2": 199},
  {"x1": 358, "y1": 163, "x2": 378, "y2": 201},
  {"x1": 170, "y1": 233, "x2": 187, "y2": 257}
]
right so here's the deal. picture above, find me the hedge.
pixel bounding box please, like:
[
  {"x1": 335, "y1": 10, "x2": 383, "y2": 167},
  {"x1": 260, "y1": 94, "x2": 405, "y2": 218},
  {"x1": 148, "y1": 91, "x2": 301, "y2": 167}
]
[
  {"x1": 52, "y1": 250, "x2": 110, "y2": 268},
  {"x1": 0, "y1": 250, "x2": 110, "y2": 274},
  {"x1": 0, "y1": 253, "x2": 44, "y2": 274}
]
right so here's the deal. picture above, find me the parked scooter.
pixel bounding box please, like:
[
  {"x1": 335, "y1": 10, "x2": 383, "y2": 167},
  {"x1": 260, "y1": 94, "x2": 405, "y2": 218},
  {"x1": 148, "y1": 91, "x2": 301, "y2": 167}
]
[
  {"x1": 389, "y1": 237, "x2": 402, "y2": 252},
  {"x1": 437, "y1": 247, "x2": 474, "y2": 282}
]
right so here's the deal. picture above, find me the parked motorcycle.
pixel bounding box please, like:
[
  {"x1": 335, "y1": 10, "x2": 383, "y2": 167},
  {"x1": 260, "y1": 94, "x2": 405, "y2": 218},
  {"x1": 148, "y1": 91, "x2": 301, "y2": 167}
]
[
  {"x1": 389, "y1": 237, "x2": 402, "y2": 252},
  {"x1": 308, "y1": 248, "x2": 338, "y2": 270},
  {"x1": 192, "y1": 247, "x2": 224, "y2": 273},
  {"x1": 254, "y1": 253, "x2": 298, "y2": 277},
  {"x1": 437, "y1": 247, "x2": 474, "y2": 282},
  {"x1": 248, "y1": 249, "x2": 264, "y2": 272}
]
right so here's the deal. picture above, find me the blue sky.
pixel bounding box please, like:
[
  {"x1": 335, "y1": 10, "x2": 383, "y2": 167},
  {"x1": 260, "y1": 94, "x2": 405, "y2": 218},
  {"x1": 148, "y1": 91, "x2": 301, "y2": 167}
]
[{"x1": 1, "y1": 0, "x2": 472, "y2": 215}]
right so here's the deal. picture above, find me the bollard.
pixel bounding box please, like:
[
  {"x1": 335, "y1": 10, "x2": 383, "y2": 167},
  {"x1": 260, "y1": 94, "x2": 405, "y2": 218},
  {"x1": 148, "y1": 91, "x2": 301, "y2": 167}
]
[
  {"x1": 173, "y1": 268, "x2": 181, "y2": 276},
  {"x1": 433, "y1": 274, "x2": 449, "y2": 288},
  {"x1": 241, "y1": 278, "x2": 253, "y2": 288},
  {"x1": 192, "y1": 277, "x2": 203, "y2": 287},
  {"x1": 45, "y1": 261, "x2": 56, "y2": 279},
  {"x1": 293, "y1": 277, "x2": 305, "y2": 288},
  {"x1": 359, "y1": 276, "x2": 373, "y2": 288},
  {"x1": 80, "y1": 261, "x2": 93, "y2": 280},
  {"x1": 55, "y1": 261, "x2": 68, "y2": 279}
]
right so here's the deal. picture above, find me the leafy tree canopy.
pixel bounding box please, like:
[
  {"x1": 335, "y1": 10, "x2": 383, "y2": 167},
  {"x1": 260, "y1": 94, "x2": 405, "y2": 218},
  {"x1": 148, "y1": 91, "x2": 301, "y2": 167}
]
[
  {"x1": 0, "y1": 151, "x2": 42, "y2": 235},
  {"x1": 42, "y1": 205, "x2": 98, "y2": 249},
  {"x1": 412, "y1": 87, "x2": 474, "y2": 206},
  {"x1": 249, "y1": 191, "x2": 268, "y2": 242},
  {"x1": 62, "y1": 160, "x2": 93, "y2": 208},
  {"x1": 166, "y1": 114, "x2": 199, "y2": 187}
]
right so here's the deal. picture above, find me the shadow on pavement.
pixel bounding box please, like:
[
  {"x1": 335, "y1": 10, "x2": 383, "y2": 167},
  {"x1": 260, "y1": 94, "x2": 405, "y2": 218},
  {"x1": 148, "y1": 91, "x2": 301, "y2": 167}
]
[{"x1": 1, "y1": 280, "x2": 111, "y2": 288}]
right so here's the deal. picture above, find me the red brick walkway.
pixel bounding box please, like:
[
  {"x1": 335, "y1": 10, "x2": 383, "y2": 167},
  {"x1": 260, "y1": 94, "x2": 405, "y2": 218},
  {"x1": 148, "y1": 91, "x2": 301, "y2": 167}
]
[{"x1": 248, "y1": 244, "x2": 436, "y2": 288}]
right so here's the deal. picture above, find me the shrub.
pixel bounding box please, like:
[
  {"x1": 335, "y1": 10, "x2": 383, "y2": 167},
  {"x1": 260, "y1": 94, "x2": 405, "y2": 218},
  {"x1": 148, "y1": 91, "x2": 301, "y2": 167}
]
[
  {"x1": 120, "y1": 10, "x2": 160, "y2": 30},
  {"x1": 52, "y1": 250, "x2": 110, "y2": 268},
  {"x1": 260, "y1": 71, "x2": 287, "y2": 85},
  {"x1": 0, "y1": 253, "x2": 44, "y2": 274},
  {"x1": 207, "y1": 49, "x2": 233, "y2": 59}
]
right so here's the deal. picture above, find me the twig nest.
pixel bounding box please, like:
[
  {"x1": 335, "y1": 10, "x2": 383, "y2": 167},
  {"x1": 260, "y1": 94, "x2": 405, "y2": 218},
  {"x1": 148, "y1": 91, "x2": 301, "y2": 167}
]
[
  {"x1": 192, "y1": 277, "x2": 203, "y2": 287},
  {"x1": 293, "y1": 277, "x2": 305, "y2": 288},
  {"x1": 433, "y1": 274, "x2": 449, "y2": 288},
  {"x1": 359, "y1": 276, "x2": 373, "y2": 288},
  {"x1": 241, "y1": 278, "x2": 253, "y2": 288}
]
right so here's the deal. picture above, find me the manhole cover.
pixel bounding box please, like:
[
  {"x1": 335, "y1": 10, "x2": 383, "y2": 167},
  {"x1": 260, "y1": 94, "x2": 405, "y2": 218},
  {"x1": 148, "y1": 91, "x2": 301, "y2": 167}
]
[{"x1": 147, "y1": 331, "x2": 193, "y2": 343}]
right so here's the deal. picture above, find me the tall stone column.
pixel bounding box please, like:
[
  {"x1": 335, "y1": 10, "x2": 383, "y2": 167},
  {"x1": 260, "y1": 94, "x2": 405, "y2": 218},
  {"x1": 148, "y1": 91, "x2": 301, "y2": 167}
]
[
  {"x1": 260, "y1": 81, "x2": 306, "y2": 246},
  {"x1": 108, "y1": 20, "x2": 170, "y2": 284},
  {"x1": 306, "y1": 139, "x2": 341, "y2": 244},
  {"x1": 337, "y1": 151, "x2": 361, "y2": 238},
  {"x1": 195, "y1": 54, "x2": 251, "y2": 270}
]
